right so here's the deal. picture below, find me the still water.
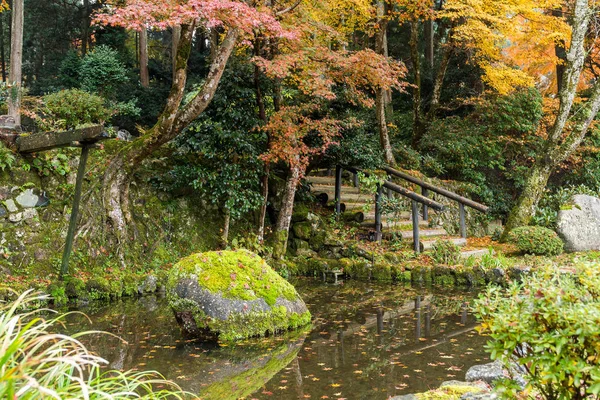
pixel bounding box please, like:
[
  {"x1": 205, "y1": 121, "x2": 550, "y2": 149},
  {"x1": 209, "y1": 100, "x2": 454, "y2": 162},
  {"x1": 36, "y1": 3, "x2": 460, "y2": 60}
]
[{"x1": 64, "y1": 279, "x2": 489, "y2": 399}]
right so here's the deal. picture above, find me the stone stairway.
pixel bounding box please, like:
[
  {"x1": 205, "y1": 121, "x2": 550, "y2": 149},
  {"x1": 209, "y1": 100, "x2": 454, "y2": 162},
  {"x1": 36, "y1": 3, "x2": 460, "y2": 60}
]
[{"x1": 307, "y1": 173, "x2": 483, "y2": 254}]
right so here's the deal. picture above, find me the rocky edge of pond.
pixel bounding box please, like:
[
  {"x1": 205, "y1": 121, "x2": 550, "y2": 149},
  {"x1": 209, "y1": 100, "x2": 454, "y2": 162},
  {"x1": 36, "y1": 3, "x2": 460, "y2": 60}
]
[{"x1": 391, "y1": 360, "x2": 526, "y2": 399}]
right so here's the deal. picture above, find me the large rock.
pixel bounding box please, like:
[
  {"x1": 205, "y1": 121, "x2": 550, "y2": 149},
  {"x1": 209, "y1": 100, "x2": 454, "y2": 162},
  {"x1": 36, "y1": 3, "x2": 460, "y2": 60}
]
[
  {"x1": 557, "y1": 195, "x2": 600, "y2": 251},
  {"x1": 15, "y1": 188, "x2": 49, "y2": 208},
  {"x1": 466, "y1": 361, "x2": 504, "y2": 384},
  {"x1": 167, "y1": 249, "x2": 311, "y2": 341}
]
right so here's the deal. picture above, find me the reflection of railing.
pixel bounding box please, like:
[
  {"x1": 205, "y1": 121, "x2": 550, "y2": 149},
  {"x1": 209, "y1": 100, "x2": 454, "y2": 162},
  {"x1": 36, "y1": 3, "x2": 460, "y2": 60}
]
[{"x1": 334, "y1": 165, "x2": 489, "y2": 252}]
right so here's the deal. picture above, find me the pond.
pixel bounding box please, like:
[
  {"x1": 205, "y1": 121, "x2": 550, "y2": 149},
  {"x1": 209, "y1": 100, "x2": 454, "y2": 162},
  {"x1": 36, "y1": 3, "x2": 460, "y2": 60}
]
[{"x1": 63, "y1": 279, "x2": 489, "y2": 399}]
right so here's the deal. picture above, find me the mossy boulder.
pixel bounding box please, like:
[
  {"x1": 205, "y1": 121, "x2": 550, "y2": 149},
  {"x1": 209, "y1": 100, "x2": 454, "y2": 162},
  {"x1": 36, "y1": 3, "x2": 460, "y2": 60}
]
[
  {"x1": 167, "y1": 249, "x2": 311, "y2": 341},
  {"x1": 292, "y1": 221, "x2": 313, "y2": 240}
]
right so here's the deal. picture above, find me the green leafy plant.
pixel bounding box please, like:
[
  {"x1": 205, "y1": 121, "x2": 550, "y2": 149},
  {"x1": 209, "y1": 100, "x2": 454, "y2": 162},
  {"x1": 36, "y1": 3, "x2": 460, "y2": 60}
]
[
  {"x1": 507, "y1": 226, "x2": 563, "y2": 256},
  {"x1": 475, "y1": 263, "x2": 600, "y2": 399},
  {"x1": 430, "y1": 239, "x2": 462, "y2": 265},
  {"x1": 0, "y1": 143, "x2": 15, "y2": 171},
  {"x1": 43, "y1": 89, "x2": 112, "y2": 130},
  {"x1": 0, "y1": 290, "x2": 189, "y2": 399}
]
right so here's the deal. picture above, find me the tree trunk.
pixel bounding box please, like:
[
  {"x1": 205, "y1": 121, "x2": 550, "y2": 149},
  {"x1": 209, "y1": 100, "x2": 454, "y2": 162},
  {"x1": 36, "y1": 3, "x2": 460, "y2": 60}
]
[
  {"x1": 172, "y1": 25, "x2": 181, "y2": 82},
  {"x1": 426, "y1": 42, "x2": 452, "y2": 121},
  {"x1": 410, "y1": 21, "x2": 424, "y2": 148},
  {"x1": 140, "y1": 27, "x2": 149, "y2": 88},
  {"x1": 255, "y1": 40, "x2": 270, "y2": 242},
  {"x1": 501, "y1": 162, "x2": 553, "y2": 240},
  {"x1": 375, "y1": 0, "x2": 395, "y2": 166},
  {"x1": 0, "y1": 13, "x2": 6, "y2": 82},
  {"x1": 8, "y1": 0, "x2": 23, "y2": 127},
  {"x1": 273, "y1": 166, "x2": 300, "y2": 260},
  {"x1": 81, "y1": 0, "x2": 91, "y2": 55},
  {"x1": 220, "y1": 207, "x2": 231, "y2": 248},
  {"x1": 102, "y1": 26, "x2": 239, "y2": 242},
  {"x1": 424, "y1": 19, "x2": 434, "y2": 69}
]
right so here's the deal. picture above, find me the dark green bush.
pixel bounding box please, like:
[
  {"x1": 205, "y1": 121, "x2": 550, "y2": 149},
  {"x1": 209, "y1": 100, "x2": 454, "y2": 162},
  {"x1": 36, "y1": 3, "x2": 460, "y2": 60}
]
[
  {"x1": 507, "y1": 226, "x2": 563, "y2": 256},
  {"x1": 475, "y1": 263, "x2": 600, "y2": 399}
]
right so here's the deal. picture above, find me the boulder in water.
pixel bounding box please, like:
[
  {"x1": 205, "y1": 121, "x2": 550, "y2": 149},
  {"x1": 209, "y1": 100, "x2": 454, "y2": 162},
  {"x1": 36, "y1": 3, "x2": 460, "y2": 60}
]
[{"x1": 167, "y1": 249, "x2": 311, "y2": 341}]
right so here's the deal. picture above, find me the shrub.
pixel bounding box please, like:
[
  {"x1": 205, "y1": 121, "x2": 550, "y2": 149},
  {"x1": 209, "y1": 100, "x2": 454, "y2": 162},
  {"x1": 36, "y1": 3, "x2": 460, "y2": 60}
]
[
  {"x1": 430, "y1": 239, "x2": 462, "y2": 265},
  {"x1": 79, "y1": 45, "x2": 129, "y2": 98},
  {"x1": 474, "y1": 263, "x2": 600, "y2": 399},
  {"x1": 42, "y1": 89, "x2": 112, "y2": 130},
  {"x1": 507, "y1": 226, "x2": 563, "y2": 256},
  {"x1": 0, "y1": 290, "x2": 188, "y2": 399}
]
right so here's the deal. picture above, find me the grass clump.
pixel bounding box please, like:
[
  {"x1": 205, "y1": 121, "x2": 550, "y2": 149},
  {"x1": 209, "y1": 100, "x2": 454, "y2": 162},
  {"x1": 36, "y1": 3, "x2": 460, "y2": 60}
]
[{"x1": 0, "y1": 289, "x2": 188, "y2": 399}]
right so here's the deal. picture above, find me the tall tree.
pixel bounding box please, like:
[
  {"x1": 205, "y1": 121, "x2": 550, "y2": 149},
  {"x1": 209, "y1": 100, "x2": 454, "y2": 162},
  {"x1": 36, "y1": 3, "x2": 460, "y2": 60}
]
[
  {"x1": 8, "y1": 0, "x2": 22, "y2": 126},
  {"x1": 502, "y1": 0, "x2": 600, "y2": 238},
  {"x1": 139, "y1": 26, "x2": 149, "y2": 87},
  {"x1": 375, "y1": 0, "x2": 396, "y2": 165}
]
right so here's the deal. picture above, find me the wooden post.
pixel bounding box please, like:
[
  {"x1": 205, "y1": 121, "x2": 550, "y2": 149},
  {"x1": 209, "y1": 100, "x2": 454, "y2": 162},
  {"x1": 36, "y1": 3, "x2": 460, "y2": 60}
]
[
  {"x1": 60, "y1": 145, "x2": 90, "y2": 278},
  {"x1": 412, "y1": 200, "x2": 420, "y2": 253},
  {"x1": 334, "y1": 165, "x2": 342, "y2": 216},
  {"x1": 422, "y1": 187, "x2": 429, "y2": 221},
  {"x1": 353, "y1": 172, "x2": 359, "y2": 188},
  {"x1": 459, "y1": 202, "x2": 467, "y2": 238},
  {"x1": 375, "y1": 185, "x2": 383, "y2": 242}
]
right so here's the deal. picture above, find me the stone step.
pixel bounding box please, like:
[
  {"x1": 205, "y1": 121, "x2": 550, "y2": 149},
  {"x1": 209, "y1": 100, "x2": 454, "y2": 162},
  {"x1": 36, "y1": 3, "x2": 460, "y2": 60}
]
[
  {"x1": 421, "y1": 237, "x2": 467, "y2": 250},
  {"x1": 460, "y1": 248, "x2": 493, "y2": 259},
  {"x1": 306, "y1": 176, "x2": 336, "y2": 185},
  {"x1": 344, "y1": 202, "x2": 372, "y2": 211},
  {"x1": 360, "y1": 218, "x2": 430, "y2": 229},
  {"x1": 400, "y1": 228, "x2": 447, "y2": 240},
  {"x1": 311, "y1": 184, "x2": 360, "y2": 195}
]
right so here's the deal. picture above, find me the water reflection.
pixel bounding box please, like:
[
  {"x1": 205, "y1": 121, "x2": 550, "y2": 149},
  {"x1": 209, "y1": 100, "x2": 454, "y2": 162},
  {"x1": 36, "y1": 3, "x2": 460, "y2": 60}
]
[{"x1": 63, "y1": 279, "x2": 488, "y2": 400}]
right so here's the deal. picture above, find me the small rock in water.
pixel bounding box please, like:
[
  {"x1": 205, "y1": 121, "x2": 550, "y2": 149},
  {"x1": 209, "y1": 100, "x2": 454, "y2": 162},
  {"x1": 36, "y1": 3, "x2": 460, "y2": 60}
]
[
  {"x1": 466, "y1": 361, "x2": 505, "y2": 384},
  {"x1": 138, "y1": 275, "x2": 158, "y2": 294}
]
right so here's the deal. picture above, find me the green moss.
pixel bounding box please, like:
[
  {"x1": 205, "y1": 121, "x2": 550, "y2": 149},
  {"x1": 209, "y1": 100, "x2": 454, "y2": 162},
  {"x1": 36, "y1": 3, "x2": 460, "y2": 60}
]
[
  {"x1": 167, "y1": 250, "x2": 298, "y2": 307},
  {"x1": 292, "y1": 204, "x2": 310, "y2": 222},
  {"x1": 292, "y1": 222, "x2": 313, "y2": 240},
  {"x1": 411, "y1": 265, "x2": 433, "y2": 284},
  {"x1": 416, "y1": 384, "x2": 484, "y2": 399},
  {"x1": 433, "y1": 267, "x2": 456, "y2": 286},
  {"x1": 309, "y1": 231, "x2": 326, "y2": 250},
  {"x1": 372, "y1": 263, "x2": 392, "y2": 281}
]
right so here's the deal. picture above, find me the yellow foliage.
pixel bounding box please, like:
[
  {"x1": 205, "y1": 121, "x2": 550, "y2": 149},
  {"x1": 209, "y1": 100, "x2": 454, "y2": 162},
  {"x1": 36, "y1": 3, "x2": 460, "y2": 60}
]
[{"x1": 441, "y1": 0, "x2": 569, "y2": 94}]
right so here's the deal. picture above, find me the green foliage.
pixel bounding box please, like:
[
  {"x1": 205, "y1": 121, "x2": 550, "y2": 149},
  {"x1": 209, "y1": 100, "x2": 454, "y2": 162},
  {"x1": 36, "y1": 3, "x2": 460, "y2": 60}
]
[
  {"x1": 417, "y1": 88, "x2": 544, "y2": 217},
  {"x1": 430, "y1": 240, "x2": 462, "y2": 265},
  {"x1": 0, "y1": 143, "x2": 15, "y2": 171},
  {"x1": 475, "y1": 263, "x2": 600, "y2": 399},
  {"x1": 532, "y1": 185, "x2": 600, "y2": 229},
  {"x1": 27, "y1": 150, "x2": 72, "y2": 177},
  {"x1": 507, "y1": 226, "x2": 564, "y2": 256},
  {"x1": 79, "y1": 45, "x2": 129, "y2": 98},
  {"x1": 0, "y1": 290, "x2": 188, "y2": 399},
  {"x1": 41, "y1": 89, "x2": 112, "y2": 130},
  {"x1": 157, "y1": 60, "x2": 264, "y2": 220}
]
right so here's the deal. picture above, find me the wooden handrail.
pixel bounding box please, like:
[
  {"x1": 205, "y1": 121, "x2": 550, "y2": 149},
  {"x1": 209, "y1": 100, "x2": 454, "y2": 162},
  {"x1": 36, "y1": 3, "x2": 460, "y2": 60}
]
[
  {"x1": 344, "y1": 167, "x2": 444, "y2": 211},
  {"x1": 382, "y1": 166, "x2": 489, "y2": 213}
]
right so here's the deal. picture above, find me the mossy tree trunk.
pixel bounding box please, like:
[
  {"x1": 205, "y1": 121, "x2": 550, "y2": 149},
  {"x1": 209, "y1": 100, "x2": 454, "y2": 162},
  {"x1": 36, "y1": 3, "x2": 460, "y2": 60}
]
[
  {"x1": 102, "y1": 25, "x2": 239, "y2": 244},
  {"x1": 502, "y1": 0, "x2": 600, "y2": 240}
]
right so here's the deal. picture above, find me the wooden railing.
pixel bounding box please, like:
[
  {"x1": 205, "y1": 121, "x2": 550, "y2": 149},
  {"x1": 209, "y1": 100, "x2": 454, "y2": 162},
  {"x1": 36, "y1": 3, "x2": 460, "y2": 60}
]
[{"x1": 333, "y1": 165, "x2": 488, "y2": 252}]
